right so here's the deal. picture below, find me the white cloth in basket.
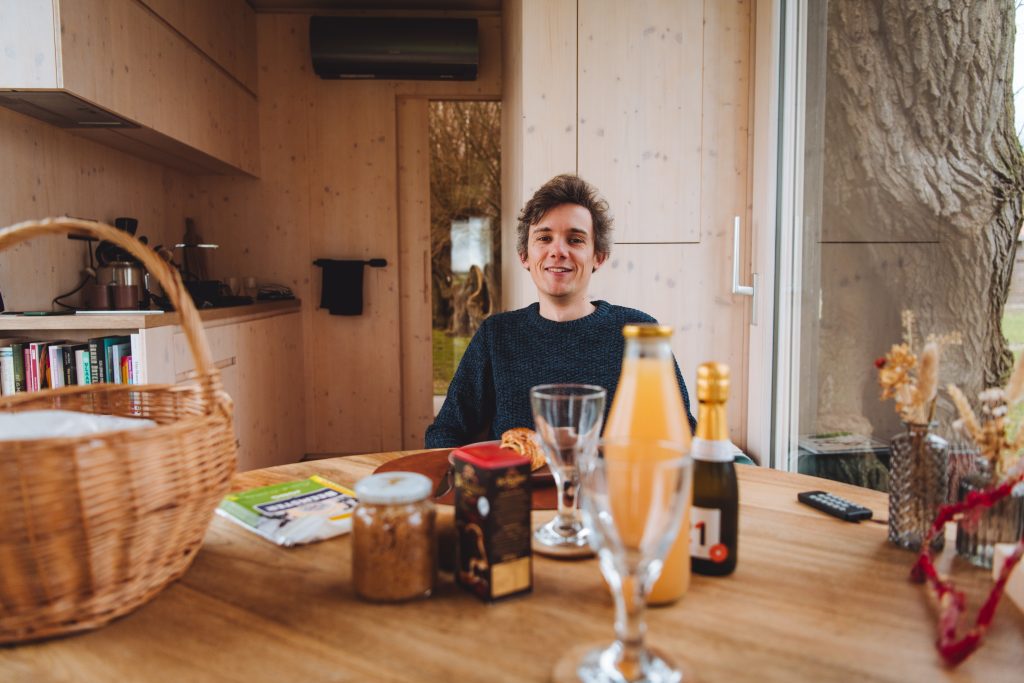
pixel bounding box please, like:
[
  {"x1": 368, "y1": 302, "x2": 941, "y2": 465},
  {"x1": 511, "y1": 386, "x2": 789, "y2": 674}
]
[{"x1": 0, "y1": 410, "x2": 156, "y2": 440}]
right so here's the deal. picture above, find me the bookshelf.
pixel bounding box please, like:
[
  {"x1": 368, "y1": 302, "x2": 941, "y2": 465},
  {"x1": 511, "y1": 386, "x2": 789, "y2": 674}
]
[{"x1": 0, "y1": 300, "x2": 304, "y2": 471}]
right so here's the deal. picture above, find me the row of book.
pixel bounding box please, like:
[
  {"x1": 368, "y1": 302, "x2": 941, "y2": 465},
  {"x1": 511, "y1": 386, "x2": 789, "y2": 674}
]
[{"x1": 0, "y1": 334, "x2": 147, "y2": 396}]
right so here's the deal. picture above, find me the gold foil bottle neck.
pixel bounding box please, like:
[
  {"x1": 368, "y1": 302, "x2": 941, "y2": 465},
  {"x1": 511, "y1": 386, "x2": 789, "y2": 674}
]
[
  {"x1": 696, "y1": 362, "x2": 730, "y2": 403},
  {"x1": 622, "y1": 323, "x2": 673, "y2": 338}
]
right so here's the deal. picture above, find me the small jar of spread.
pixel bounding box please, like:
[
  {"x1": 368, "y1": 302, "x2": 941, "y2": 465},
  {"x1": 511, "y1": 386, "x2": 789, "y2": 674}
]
[{"x1": 352, "y1": 471, "x2": 436, "y2": 602}]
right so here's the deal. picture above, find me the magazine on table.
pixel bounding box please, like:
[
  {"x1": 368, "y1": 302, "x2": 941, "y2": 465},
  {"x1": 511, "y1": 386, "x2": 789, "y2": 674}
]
[{"x1": 216, "y1": 475, "x2": 358, "y2": 547}]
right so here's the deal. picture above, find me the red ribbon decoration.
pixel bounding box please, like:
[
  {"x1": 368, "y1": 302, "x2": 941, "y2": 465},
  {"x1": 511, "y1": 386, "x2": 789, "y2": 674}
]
[{"x1": 910, "y1": 470, "x2": 1024, "y2": 666}]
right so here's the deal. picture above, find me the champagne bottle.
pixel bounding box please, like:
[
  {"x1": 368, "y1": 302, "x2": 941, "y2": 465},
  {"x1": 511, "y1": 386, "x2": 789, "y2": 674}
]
[{"x1": 690, "y1": 362, "x2": 738, "y2": 576}]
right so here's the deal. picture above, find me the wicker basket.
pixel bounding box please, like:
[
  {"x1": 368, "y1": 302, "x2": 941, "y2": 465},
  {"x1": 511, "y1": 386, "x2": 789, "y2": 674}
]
[{"x1": 0, "y1": 217, "x2": 237, "y2": 644}]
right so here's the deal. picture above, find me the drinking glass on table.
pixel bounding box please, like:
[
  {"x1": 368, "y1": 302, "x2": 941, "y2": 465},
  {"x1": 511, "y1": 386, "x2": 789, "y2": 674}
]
[
  {"x1": 530, "y1": 383, "x2": 606, "y2": 557},
  {"x1": 558, "y1": 438, "x2": 694, "y2": 683}
]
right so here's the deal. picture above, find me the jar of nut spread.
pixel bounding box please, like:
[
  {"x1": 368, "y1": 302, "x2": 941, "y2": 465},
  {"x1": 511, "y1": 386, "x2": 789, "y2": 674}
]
[{"x1": 352, "y1": 472, "x2": 436, "y2": 602}]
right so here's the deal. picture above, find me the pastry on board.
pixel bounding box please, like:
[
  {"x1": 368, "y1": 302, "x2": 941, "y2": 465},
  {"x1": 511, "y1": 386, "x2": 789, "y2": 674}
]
[{"x1": 500, "y1": 427, "x2": 545, "y2": 471}]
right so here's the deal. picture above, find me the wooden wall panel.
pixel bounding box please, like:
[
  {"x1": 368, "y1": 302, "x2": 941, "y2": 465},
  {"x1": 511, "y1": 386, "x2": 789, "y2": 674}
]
[
  {"x1": 397, "y1": 97, "x2": 433, "y2": 449},
  {"x1": 500, "y1": 0, "x2": 524, "y2": 312},
  {"x1": 58, "y1": 0, "x2": 259, "y2": 175},
  {"x1": 697, "y1": 0, "x2": 753, "y2": 442},
  {"x1": 309, "y1": 84, "x2": 403, "y2": 454},
  {"x1": 139, "y1": 0, "x2": 258, "y2": 92},
  {"x1": 0, "y1": 0, "x2": 60, "y2": 88},
  {"x1": 502, "y1": 0, "x2": 578, "y2": 311},
  {"x1": 577, "y1": 0, "x2": 703, "y2": 244},
  {"x1": 0, "y1": 107, "x2": 185, "y2": 311}
]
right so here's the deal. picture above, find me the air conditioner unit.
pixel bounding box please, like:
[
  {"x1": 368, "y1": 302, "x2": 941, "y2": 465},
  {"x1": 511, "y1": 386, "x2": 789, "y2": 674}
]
[{"x1": 310, "y1": 17, "x2": 478, "y2": 81}]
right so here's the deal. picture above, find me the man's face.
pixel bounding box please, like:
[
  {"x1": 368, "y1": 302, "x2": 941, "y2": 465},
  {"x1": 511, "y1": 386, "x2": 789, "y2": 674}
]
[{"x1": 521, "y1": 203, "x2": 605, "y2": 304}]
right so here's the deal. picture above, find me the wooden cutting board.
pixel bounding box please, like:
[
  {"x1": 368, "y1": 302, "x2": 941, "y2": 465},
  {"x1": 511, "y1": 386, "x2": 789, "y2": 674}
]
[{"x1": 373, "y1": 449, "x2": 557, "y2": 510}]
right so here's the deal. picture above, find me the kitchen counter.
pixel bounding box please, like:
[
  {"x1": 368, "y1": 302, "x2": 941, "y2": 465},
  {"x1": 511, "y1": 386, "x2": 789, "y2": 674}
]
[
  {"x1": 0, "y1": 299, "x2": 300, "y2": 331},
  {"x1": 1, "y1": 452, "x2": 1020, "y2": 682}
]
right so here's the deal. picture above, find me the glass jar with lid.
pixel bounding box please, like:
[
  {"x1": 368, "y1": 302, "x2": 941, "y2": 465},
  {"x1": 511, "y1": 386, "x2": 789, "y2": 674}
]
[{"x1": 352, "y1": 471, "x2": 437, "y2": 602}]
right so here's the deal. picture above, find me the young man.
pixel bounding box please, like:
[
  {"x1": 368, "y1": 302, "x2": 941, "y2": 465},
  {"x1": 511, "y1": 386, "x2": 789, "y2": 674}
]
[{"x1": 424, "y1": 174, "x2": 695, "y2": 447}]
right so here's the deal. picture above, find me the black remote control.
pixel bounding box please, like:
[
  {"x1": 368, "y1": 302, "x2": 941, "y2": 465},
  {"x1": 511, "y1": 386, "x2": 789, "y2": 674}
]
[{"x1": 797, "y1": 490, "x2": 873, "y2": 522}]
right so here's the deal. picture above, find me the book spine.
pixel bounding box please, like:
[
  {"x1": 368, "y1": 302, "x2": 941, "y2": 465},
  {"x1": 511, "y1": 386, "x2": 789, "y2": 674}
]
[
  {"x1": 37, "y1": 342, "x2": 54, "y2": 390},
  {"x1": 75, "y1": 349, "x2": 86, "y2": 386},
  {"x1": 130, "y1": 332, "x2": 142, "y2": 385},
  {"x1": 110, "y1": 343, "x2": 122, "y2": 385},
  {"x1": 63, "y1": 346, "x2": 76, "y2": 386},
  {"x1": 89, "y1": 340, "x2": 104, "y2": 384},
  {"x1": 10, "y1": 342, "x2": 26, "y2": 392},
  {"x1": 24, "y1": 347, "x2": 34, "y2": 391},
  {"x1": 121, "y1": 355, "x2": 130, "y2": 384},
  {"x1": 48, "y1": 346, "x2": 63, "y2": 389},
  {"x1": 104, "y1": 339, "x2": 116, "y2": 384},
  {"x1": 0, "y1": 347, "x2": 13, "y2": 396},
  {"x1": 28, "y1": 344, "x2": 41, "y2": 391}
]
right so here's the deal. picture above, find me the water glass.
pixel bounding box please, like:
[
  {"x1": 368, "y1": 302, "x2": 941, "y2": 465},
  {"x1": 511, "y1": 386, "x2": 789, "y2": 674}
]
[
  {"x1": 530, "y1": 384, "x2": 606, "y2": 558},
  {"x1": 561, "y1": 438, "x2": 694, "y2": 683}
]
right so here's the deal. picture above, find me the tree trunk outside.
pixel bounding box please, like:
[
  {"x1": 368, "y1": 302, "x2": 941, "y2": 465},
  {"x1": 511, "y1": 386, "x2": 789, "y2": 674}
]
[{"x1": 811, "y1": 0, "x2": 1024, "y2": 439}]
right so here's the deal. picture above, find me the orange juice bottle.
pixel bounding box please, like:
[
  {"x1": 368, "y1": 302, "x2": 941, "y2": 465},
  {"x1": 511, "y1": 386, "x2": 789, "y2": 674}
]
[{"x1": 605, "y1": 323, "x2": 693, "y2": 605}]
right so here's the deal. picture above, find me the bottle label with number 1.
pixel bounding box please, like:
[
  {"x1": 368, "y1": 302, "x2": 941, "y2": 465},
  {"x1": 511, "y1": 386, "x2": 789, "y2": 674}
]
[{"x1": 691, "y1": 506, "x2": 729, "y2": 563}]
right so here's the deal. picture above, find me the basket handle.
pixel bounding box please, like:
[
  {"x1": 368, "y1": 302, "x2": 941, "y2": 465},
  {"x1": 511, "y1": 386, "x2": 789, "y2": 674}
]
[{"x1": 0, "y1": 217, "x2": 221, "y2": 401}]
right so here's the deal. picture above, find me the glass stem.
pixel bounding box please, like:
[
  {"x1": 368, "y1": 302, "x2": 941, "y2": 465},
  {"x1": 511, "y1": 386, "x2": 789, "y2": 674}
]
[
  {"x1": 554, "y1": 470, "x2": 578, "y2": 532},
  {"x1": 612, "y1": 572, "x2": 647, "y2": 681}
]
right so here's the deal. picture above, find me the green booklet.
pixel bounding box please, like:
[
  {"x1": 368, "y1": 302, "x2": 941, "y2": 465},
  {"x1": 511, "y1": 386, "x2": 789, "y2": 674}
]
[{"x1": 216, "y1": 475, "x2": 358, "y2": 547}]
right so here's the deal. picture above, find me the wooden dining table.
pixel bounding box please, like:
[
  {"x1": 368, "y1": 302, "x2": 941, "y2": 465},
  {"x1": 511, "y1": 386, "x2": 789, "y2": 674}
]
[{"x1": 2, "y1": 450, "x2": 1022, "y2": 682}]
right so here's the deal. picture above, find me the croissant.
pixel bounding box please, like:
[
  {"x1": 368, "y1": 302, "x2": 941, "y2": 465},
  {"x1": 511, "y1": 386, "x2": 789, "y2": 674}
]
[{"x1": 500, "y1": 427, "x2": 545, "y2": 471}]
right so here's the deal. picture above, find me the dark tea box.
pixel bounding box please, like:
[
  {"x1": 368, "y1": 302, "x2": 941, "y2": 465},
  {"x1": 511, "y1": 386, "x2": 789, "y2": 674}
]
[{"x1": 452, "y1": 442, "x2": 533, "y2": 601}]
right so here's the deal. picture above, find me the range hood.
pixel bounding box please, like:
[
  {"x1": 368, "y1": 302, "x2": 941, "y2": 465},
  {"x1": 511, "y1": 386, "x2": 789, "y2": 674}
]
[{"x1": 0, "y1": 91, "x2": 138, "y2": 128}]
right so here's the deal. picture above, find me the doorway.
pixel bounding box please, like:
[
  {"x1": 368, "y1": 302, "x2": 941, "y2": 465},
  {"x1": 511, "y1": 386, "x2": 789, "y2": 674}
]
[{"x1": 397, "y1": 97, "x2": 501, "y2": 449}]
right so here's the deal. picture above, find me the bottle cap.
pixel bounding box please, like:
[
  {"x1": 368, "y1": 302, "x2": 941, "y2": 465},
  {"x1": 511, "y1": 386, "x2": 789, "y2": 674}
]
[
  {"x1": 354, "y1": 472, "x2": 432, "y2": 505},
  {"x1": 697, "y1": 362, "x2": 730, "y2": 402},
  {"x1": 622, "y1": 323, "x2": 673, "y2": 338}
]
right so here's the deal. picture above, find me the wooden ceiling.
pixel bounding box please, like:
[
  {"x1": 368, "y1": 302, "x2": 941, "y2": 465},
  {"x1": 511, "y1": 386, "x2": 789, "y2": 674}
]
[{"x1": 246, "y1": 0, "x2": 500, "y2": 12}]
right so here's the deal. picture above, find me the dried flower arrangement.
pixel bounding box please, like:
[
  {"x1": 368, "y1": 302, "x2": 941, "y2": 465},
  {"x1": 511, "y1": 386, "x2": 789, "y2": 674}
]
[
  {"x1": 876, "y1": 310, "x2": 962, "y2": 425},
  {"x1": 946, "y1": 353, "x2": 1024, "y2": 479},
  {"x1": 892, "y1": 319, "x2": 1024, "y2": 666}
]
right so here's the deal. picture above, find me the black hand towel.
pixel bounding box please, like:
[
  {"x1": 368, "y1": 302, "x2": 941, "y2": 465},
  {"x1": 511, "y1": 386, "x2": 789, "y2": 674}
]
[{"x1": 314, "y1": 259, "x2": 366, "y2": 315}]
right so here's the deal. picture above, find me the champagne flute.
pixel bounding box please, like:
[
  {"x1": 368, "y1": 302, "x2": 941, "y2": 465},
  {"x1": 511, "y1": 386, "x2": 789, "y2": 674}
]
[
  {"x1": 530, "y1": 383, "x2": 607, "y2": 557},
  {"x1": 563, "y1": 438, "x2": 694, "y2": 683}
]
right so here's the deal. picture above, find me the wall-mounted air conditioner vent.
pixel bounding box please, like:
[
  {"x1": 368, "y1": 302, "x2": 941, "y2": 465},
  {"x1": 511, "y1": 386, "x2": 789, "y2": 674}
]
[{"x1": 310, "y1": 17, "x2": 478, "y2": 81}]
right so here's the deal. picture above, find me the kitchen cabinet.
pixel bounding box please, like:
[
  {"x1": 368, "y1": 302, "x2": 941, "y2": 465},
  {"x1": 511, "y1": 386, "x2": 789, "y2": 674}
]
[
  {"x1": 0, "y1": 300, "x2": 304, "y2": 471},
  {"x1": 0, "y1": 0, "x2": 258, "y2": 176}
]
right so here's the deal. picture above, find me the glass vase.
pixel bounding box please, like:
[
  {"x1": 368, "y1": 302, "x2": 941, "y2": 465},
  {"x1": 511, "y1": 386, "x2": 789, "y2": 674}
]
[
  {"x1": 888, "y1": 422, "x2": 948, "y2": 551},
  {"x1": 955, "y1": 459, "x2": 1024, "y2": 569}
]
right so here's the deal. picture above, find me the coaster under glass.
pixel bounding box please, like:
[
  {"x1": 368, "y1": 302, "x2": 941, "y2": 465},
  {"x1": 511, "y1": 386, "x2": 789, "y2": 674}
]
[{"x1": 533, "y1": 516, "x2": 594, "y2": 558}]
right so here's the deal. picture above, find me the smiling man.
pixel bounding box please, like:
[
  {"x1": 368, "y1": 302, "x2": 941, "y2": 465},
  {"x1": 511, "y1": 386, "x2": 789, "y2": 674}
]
[{"x1": 425, "y1": 174, "x2": 695, "y2": 447}]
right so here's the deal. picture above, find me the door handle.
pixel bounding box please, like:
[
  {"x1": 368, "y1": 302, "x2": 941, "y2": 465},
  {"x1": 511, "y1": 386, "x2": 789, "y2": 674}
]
[{"x1": 731, "y1": 216, "x2": 758, "y2": 325}]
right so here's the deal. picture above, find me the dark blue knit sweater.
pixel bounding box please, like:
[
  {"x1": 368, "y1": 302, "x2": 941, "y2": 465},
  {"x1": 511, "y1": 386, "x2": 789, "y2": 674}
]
[{"x1": 424, "y1": 300, "x2": 696, "y2": 448}]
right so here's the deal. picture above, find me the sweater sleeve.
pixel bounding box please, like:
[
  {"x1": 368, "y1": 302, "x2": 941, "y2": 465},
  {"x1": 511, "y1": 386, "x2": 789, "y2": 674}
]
[{"x1": 424, "y1": 322, "x2": 496, "y2": 448}]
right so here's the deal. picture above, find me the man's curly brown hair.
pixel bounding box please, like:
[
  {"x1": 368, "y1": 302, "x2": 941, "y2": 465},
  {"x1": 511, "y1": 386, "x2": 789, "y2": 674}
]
[{"x1": 516, "y1": 174, "x2": 613, "y2": 261}]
